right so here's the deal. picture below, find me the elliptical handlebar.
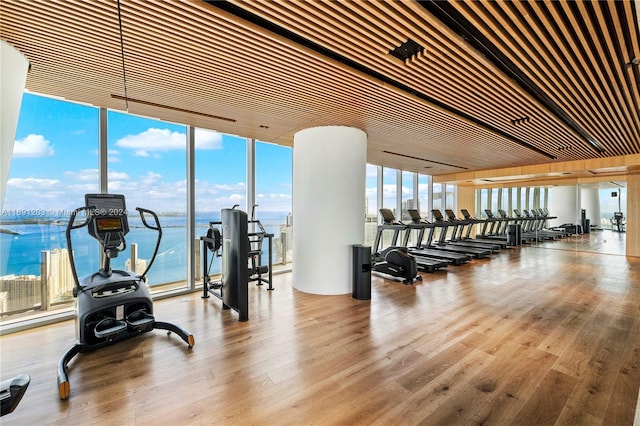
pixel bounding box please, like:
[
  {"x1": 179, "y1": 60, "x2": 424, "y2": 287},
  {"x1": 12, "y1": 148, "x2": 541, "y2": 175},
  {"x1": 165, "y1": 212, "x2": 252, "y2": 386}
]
[
  {"x1": 66, "y1": 206, "x2": 94, "y2": 293},
  {"x1": 135, "y1": 207, "x2": 162, "y2": 280}
]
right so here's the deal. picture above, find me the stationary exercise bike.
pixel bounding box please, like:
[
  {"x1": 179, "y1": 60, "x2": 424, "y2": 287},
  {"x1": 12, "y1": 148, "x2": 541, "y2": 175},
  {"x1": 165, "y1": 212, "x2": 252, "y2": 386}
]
[{"x1": 57, "y1": 193, "x2": 194, "y2": 400}]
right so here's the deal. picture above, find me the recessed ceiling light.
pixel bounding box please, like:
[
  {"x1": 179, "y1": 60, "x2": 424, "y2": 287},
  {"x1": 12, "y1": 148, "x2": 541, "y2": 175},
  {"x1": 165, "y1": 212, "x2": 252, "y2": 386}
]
[
  {"x1": 510, "y1": 116, "x2": 530, "y2": 125},
  {"x1": 389, "y1": 39, "x2": 424, "y2": 62}
]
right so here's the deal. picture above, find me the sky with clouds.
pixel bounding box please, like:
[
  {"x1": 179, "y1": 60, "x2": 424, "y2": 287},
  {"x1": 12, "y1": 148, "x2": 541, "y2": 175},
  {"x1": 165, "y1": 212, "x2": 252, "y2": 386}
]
[{"x1": 4, "y1": 93, "x2": 293, "y2": 216}]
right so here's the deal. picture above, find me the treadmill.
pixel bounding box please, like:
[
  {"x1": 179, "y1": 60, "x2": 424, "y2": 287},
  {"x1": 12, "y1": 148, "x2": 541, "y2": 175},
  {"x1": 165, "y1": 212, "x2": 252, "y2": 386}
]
[
  {"x1": 375, "y1": 209, "x2": 448, "y2": 273},
  {"x1": 459, "y1": 209, "x2": 508, "y2": 248},
  {"x1": 430, "y1": 210, "x2": 492, "y2": 258},
  {"x1": 404, "y1": 209, "x2": 471, "y2": 265},
  {"x1": 443, "y1": 209, "x2": 502, "y2": 251}
]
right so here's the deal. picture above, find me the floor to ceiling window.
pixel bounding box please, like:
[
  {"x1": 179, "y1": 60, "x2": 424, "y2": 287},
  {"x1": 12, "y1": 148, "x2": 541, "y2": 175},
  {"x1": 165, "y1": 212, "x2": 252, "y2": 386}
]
[
  {"x1": 382, "y1": 167, "x2": 398, "y2": 218},
  {"x1": 364, "y1": 164, "x2": 378, "y2": 247},
  {"x1": 255, "y1": 140, "x2": 292, "y2": 270},
  {"x1": 432, "y1": 183, "x2": 443, "y2": 220},
  {"x1": 194, "y1": 131, "x2": 247, "y2": 283},
  {"x1": 107, "y1": 111, "x2": 188, "y2": 291},
  {"x1": 444, "y1": 184, "x2": 456, "y2": 213},
  {"x1": 378, "y1": 167, "x2": 398, "y2": 249},
  {"x1": 418, "y1": 174, "x2": 430, "y2": 220},
  {"x1": 599, "y1": 187, "x2": 627, "y2": 230},
  {"x1": 1, "y1": 93, "x2": 98, "y2": 319}
]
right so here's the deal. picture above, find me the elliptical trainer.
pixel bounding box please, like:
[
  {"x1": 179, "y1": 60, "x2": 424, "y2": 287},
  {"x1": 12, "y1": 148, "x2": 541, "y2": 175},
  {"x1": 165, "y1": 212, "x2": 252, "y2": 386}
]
[{"x1": 57, "y1": 193, "x2": 194, "y2": 400}]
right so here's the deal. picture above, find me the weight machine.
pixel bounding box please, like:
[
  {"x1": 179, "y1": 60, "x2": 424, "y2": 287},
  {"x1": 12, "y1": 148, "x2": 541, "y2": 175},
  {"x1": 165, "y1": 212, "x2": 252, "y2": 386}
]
[{"x1": 201, "y1": 206, "x2": 273, "y2": 322}]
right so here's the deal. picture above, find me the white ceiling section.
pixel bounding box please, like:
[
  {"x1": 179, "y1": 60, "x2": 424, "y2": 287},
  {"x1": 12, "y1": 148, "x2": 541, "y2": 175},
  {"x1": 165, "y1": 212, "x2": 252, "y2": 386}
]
[{"x1": 1, "y1": 0, "x2": 638, "y2": 177}]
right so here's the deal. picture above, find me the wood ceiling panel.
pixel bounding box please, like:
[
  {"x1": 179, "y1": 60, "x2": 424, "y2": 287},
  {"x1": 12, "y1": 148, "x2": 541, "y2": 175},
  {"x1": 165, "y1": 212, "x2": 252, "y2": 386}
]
[
  {"x1": 230, "y1": 0, "x2": 597, "y2": 161},
  {"x1": 0, "y1": 0, "x2": 637, "y2": 178}
]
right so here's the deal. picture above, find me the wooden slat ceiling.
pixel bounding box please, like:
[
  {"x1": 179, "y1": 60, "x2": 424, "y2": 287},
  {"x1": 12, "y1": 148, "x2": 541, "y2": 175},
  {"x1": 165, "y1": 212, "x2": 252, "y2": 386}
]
[{"x1": 1, "y1": 0, "x2": 638, "y2": 177}]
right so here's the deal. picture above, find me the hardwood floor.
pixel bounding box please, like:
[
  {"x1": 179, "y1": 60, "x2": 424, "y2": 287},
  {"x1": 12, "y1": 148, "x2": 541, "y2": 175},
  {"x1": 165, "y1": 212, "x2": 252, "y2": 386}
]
[{"x1": 2, "y1": 231, "x2": 639, "y2": 425}]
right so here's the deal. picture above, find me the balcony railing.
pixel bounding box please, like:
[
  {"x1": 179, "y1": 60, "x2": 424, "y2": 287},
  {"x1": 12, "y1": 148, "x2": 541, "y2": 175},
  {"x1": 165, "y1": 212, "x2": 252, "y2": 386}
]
[{"x1": 1, "y1": 223, "x2": 294, "y2": 319}]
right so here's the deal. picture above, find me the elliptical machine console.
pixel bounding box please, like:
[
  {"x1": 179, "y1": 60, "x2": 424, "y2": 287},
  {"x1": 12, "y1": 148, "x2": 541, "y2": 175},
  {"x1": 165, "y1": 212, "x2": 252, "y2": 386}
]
[{"x1": 57, "y1": 193, "x2": 194, "y2": 400}]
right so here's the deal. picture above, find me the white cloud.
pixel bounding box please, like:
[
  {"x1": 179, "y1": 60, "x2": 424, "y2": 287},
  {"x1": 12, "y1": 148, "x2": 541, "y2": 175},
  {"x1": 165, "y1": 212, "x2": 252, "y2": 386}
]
[
  {"x1": 382, "y1": 183, "x2": 397, "y2": 196},
  {"x1": 63, "y1": 169, "x2": 130, "y2": 182},
  {"x1": 215, "y1": 182, "x2": 245, "y2": 191},
  {"x1": 195, "y1": 128, "x2": 223, "y2": 150},
  {"x1": 7, "y1": 177, "x2": 60, "y2": 190},
  {"x1": 69, "y1": 183, "x2": 99, "y2": 192},
  {"x1": 116, "y1": 128, "x2": 184, "y2": 152},
  {"x1": 64, "y1": 169, "x2": 98, "y2": 182},
  {"x1": 141, "y1": 172, "x2": 163, "y2": 185},
  {"x1": 256, "y1": 192, "x2": 291, "y2": 200},
  {"x1": 13, "y1": 134, "x2": 54, "y2": 157},
  {"x1": 115, "y1": 128, "x2": 222, "y2": 156},
  {"x1": 109, "y1": 170, "x2": 130, "y2": 180}
]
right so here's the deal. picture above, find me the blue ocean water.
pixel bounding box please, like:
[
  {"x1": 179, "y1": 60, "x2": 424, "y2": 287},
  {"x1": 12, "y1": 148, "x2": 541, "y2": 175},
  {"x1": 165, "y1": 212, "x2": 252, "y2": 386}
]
[{"x1": 0, "y1": 212, "x2": 288, "y2": 285}]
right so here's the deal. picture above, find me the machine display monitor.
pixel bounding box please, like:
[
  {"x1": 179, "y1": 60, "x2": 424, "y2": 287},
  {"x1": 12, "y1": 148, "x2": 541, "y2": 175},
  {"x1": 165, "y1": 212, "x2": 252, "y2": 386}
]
[
  {"x1": 96, "y1": 217, "x2": 123, "y2": 232},
  {"x1": 460, "y1": 209, "x2": 471, "y2": 219},
  {"x1": 431, "y1": 209, "x2": 444, "y2": 221},
  {"x1": 379, "y1": 208, "x2": 396, "y2": 224},
  {"x1": 85, "y1": 193, "x2": 129, "y2": 241},
  {"x1": 407, "y1": 209, "x2": 421, "y2": 221},
  {"x1": 445, "y1": 209, "x2": 457, "y2": 220}
]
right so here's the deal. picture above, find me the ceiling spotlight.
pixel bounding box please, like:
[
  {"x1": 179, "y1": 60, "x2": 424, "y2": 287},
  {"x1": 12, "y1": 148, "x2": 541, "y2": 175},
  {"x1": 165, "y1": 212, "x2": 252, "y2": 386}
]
[
  {"x1": 627, "y1": 58, "x2": 640, "y2": 67},
  {"x1": 389, "y1": 39, "x2": 424, "y2": 62},
  {"x1": 510, "y1": 115, "x2": 530, "y2": 125}
]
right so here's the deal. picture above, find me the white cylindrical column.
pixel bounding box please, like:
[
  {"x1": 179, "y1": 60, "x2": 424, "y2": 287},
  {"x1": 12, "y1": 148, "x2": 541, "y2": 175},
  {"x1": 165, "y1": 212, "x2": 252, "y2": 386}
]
[
  {"x1": 580, "y1": 187, "x2": 601, "y2": 229},
  {"x1": 1, "y1": 40, "x2": 29, "y2": 209},
  {"x1": 293, "y1": 126, "x2": 367, "y2": 295},
  {"x1": 550, "y1": 185, "x2": 579, "y2": 227}
]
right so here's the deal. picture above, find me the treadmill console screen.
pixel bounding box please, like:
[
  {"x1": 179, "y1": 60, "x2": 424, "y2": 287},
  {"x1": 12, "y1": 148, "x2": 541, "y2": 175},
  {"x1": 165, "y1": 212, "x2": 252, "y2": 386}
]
[
  {"x1": 460, "y1": 209, "x2": 471, "y2": 219},
  {"x1": 431, "y1": 209, "x2": 444, "y2": 221},
  {"x1": 407, "y1": 209, "x2": 421, "y2": 221},
  {"x1": 445, "y1": 209, "x2": 456, "y2": 220},
  {"x1": 379, "y1": 208, "x2": 396, "y2": 224}
]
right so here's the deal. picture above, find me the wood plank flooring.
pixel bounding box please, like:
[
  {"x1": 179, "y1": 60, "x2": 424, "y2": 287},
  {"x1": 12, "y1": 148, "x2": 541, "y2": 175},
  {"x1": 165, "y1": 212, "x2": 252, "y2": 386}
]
[{"x1": 1, "y1": 231, "x2": 639, "y2": 425}]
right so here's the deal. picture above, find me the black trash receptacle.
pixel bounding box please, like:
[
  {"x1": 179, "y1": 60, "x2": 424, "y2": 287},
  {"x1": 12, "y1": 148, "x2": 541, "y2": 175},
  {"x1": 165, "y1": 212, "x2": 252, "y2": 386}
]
[
  {"x1": 583, "y1": 219, "x2": 591, "y2": 233},
  {"x1": 352, "y1": 245, "x2": 371, "y2": 300},
  {"x1": 507, "y1": 224, "x2": 522, "y2": 246}
]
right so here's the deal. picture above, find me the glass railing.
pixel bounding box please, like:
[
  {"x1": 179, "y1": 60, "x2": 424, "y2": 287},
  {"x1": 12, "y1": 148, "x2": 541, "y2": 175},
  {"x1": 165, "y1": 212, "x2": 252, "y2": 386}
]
[{"x1": 0, "y1": 213, "x2": 294, "y2": 321}]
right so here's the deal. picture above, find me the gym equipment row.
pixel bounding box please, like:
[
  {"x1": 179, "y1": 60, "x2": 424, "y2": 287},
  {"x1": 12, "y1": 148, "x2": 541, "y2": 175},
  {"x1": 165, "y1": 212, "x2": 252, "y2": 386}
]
[{"x1": 371, "y1": 206, "x2": 565, "y2": 284}]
